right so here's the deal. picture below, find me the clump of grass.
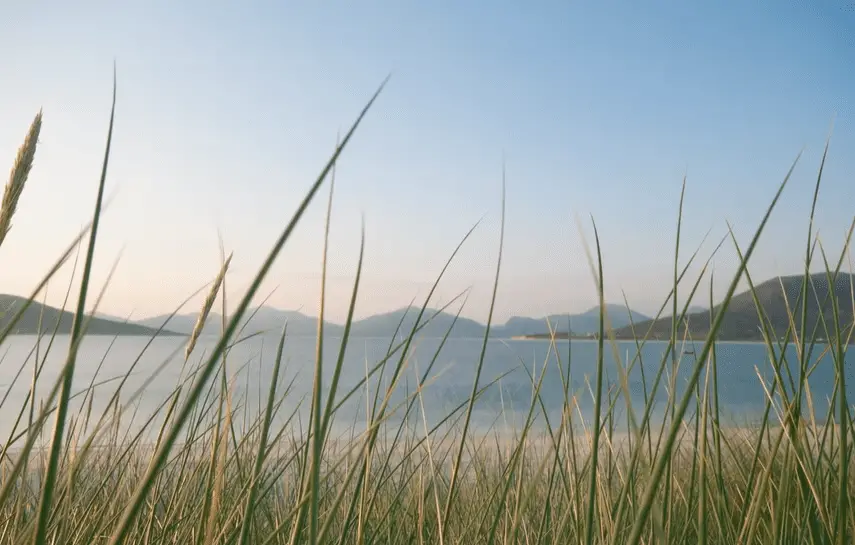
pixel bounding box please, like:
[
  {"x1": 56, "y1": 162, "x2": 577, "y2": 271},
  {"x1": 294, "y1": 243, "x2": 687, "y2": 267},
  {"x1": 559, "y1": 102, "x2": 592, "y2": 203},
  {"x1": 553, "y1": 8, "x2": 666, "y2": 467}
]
[{"x1": 0, "y1": 76, "x2": 853, "y2": 545}]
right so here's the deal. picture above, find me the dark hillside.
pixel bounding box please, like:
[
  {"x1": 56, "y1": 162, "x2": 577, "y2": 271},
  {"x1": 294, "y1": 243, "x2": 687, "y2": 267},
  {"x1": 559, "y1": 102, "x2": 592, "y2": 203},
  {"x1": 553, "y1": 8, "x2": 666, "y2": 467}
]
[
  {"x1": 613, "y1": 273, "x2": 855, "y2": 342},
  {"x1": 0, "y1": 295, "x2": 180, "y2": 336}
]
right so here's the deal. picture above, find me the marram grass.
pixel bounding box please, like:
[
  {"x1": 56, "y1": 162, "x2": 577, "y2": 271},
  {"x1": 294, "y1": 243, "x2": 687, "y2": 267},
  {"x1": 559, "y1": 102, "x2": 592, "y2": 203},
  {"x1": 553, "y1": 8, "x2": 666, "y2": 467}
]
[
  {"x1": 0, "y1": 78, "x2": 853, "y2": 545},
  {"x1": 0, "y1": 111, "x2": 42, "y2": 249}
]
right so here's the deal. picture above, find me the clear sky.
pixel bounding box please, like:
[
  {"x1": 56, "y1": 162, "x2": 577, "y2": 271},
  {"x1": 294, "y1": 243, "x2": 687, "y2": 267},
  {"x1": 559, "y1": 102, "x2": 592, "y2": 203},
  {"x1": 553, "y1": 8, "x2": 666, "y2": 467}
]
[{"x1": 1, "y1": 1, "x2": 853, "y2": 324}]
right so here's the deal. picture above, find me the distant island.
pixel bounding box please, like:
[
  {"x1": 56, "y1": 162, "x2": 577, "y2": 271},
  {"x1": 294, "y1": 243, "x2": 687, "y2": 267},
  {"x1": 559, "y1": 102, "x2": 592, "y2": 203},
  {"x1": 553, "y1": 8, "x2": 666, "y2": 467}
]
[{"x1": 1, "y1": 273, "x2": 851, "y2": 342}]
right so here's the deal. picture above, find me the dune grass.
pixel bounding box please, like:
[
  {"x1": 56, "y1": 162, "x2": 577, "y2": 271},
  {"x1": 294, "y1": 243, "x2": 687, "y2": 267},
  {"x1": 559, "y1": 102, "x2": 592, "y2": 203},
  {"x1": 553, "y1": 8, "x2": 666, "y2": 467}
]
[{"x1": 0, "y1": 76, "x2": 853, "y2": 545}]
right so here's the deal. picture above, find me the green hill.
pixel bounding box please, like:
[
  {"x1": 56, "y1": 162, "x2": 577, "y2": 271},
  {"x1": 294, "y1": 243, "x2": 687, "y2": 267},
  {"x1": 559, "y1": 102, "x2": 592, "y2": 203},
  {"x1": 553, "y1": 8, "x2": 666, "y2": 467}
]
[{"x1": 612, "y1": 273, "x2": 855, "y2": 342}]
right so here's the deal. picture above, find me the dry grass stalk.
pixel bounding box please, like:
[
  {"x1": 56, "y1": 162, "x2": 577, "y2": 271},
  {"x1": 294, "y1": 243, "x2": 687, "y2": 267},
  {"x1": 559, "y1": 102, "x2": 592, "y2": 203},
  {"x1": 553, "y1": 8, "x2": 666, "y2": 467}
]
[
  {"x1": 185, "y1": 252, "x2": 233, "y2": 360},
  {"x1": 204, "y1": 379, "x2": 234, "y2": 545},
  {"x1": 0, "y1": 111, "x2": 43, "y2": 248}
]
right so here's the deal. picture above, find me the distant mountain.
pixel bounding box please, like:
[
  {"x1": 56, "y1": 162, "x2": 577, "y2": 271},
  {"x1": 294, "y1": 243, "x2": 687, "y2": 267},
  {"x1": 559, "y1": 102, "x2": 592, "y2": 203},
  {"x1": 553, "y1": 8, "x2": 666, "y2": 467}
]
[
  {"x1": 135, "y1": 303, "x2": 652, "y2": 340},
  {"x1": 556, "y1": 305, "x2": 650, "y2": 334},
  {"x1": 136, "y1": 313, "x2": 223, "y2": 335},
  {"x1": 341, "y1": 304, "x2": 649, "y2": 339},
  {"x1": 19, "y1": 271, "x2": 847, "y2": 343},
  {"x1": 245, "y1": 306, "x2": 343, "y2": 337},
  {"x1": 495, "y1": 316, "x2": 550, "y2": 337},
  {"x1": 348, "y1": 307, "x2": 487, "y2": 339},
  {"x1": 93, "y1": 311, "x2": 128, "y2": 321},
  {"x1": 497, "y1": 305, "x2": 650, "y2": 337},
  {"x1": 613, "y1": 273, "x2": 855, "y2": 342},
  {"x1": 138, "y1": 307, "x2": 339, "y2": 337},
  {"x1": 0, "y1": 294, "x2": 179, "y2": 336}
]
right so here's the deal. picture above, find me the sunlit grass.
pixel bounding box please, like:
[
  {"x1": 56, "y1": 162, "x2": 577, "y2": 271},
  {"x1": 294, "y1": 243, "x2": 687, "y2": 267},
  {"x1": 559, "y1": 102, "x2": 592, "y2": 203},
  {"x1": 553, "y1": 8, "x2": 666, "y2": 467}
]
[{"x1": 0, "y1": 74, "x2": 852, "y2": 544}]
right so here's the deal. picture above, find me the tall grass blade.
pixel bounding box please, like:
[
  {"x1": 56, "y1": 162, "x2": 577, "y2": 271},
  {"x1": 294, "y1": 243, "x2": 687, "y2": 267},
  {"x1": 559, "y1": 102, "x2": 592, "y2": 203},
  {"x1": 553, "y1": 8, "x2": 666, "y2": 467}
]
[
  {"x1": 32, "y1": 70, "x2": 116, "y2": 545},
  {"x1": 106, "y1": 76, "x2": 387, "y2": 545}
]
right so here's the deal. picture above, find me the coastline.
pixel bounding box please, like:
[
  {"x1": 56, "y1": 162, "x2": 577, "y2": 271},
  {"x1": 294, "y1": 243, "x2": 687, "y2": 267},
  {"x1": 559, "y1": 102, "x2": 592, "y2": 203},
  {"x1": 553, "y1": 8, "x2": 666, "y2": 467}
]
[{"x1": 508, "y1": 335, "x2": 775, "y2": 345}]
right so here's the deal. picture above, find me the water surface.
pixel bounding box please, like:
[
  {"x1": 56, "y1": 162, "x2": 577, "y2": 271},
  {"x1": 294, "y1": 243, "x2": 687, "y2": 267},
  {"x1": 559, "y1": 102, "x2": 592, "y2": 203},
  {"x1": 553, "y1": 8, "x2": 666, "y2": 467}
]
[{"x1": 1, "y1": 334, "x2": 851, "y2": 442}]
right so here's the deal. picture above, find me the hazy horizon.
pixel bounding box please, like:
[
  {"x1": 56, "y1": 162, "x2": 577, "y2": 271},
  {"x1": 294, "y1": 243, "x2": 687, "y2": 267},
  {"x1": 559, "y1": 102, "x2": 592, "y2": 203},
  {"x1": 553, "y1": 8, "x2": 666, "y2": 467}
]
[{"x1": 2, "y1": 2, "x2": 853, "y2": 324}]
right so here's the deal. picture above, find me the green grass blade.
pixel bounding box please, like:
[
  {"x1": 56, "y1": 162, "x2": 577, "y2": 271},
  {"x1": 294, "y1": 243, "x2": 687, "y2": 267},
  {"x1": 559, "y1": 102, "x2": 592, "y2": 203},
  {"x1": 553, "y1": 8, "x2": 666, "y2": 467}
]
[
  {"x1": 441, "y1": 169, "x2": 505, "y2": 537},
  {"x1": 237, "y1": 324, "x2": 288, "y2": 545},
  {"x1": 32, "y1": 70, "x2": 116, "y2": 545},
  {"x1": 625, "y1": 151, "x2": 800, "y2": 545}
]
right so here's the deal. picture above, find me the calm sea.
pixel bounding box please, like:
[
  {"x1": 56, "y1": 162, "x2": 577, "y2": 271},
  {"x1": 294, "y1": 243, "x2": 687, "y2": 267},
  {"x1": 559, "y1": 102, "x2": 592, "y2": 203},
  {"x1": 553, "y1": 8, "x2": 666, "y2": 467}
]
[{"x1": 1, "y1": 334, "x2": 852, "y2": 442}]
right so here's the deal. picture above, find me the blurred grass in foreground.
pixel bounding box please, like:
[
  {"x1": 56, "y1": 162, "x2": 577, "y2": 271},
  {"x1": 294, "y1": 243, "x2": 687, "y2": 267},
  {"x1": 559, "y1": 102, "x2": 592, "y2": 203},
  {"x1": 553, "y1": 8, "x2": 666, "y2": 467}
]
[{"x1": 0, "y1": 75, "x2": 852, "y2": 545}]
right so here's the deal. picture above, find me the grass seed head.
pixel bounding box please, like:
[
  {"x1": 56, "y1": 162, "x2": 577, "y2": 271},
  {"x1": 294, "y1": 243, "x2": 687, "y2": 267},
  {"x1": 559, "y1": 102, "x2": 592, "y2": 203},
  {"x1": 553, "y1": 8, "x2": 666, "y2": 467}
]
[
  {"x1": 0, "y1": 111, "x2": 43, "y2": 248},
  {"x1": 186, "y1": 252, "x2": 233, "y2": 360}
]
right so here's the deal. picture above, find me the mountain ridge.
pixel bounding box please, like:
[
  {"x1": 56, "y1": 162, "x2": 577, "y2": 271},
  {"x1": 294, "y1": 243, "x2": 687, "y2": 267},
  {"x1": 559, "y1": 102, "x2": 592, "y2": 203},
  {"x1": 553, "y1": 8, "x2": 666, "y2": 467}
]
[
  {"x1": 134, "y1": 303, "x2": 650, "y2": 339},
  {"x1": 3, "y1": 273, "x2": 847, "y2": 342},
  {"x1": 0, "y1": 295, "x2": 180, "y2": 336}
]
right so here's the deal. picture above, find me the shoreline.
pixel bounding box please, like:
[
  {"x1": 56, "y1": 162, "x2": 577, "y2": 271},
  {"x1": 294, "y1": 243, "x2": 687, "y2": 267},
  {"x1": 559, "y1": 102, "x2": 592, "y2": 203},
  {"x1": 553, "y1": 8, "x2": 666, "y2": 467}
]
[{"x1": 507, "y1": 336, "x2": 775, "y2": 345}]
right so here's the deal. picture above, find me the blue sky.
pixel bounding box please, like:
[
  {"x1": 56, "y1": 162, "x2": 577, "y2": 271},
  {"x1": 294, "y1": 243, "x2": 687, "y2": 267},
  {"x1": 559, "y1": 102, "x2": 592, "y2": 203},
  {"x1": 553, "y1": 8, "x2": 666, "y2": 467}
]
[{"x1": 1, "y1": 1, "x2": 853, "y2": 323}]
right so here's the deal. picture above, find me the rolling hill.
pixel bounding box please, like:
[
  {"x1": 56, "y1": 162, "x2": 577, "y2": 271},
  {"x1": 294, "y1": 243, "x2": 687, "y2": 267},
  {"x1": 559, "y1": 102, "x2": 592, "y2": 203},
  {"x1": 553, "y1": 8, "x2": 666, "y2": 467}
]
[{"x1": 612, "y1": 273, "x2": 855, "y2": 342}]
